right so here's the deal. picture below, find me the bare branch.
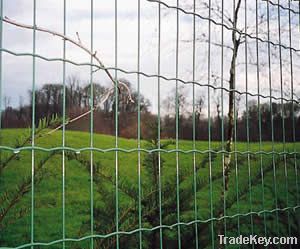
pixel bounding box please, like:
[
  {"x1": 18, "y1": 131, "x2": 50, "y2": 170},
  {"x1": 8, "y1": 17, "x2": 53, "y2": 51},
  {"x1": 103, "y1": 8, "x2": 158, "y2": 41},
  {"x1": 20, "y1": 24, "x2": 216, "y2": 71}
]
[
  {"x1": 183, "y1": 38, "x2": 234, "y2": 51},
  {"x1": 43, "y1": 80, "x2": 134, "y2": 136},
  {"x1": 75, "y1": 31, "x2": 82, "y2": 45},
  {"x1": 199, "y1": 2, "x2": 233, "y2": 26},
  {"x1": 3, "y1": 16, "x2": 135, "y2": 136},
  {"x1": 3, "y1": 16, "x2": 116, "y2": 86}
]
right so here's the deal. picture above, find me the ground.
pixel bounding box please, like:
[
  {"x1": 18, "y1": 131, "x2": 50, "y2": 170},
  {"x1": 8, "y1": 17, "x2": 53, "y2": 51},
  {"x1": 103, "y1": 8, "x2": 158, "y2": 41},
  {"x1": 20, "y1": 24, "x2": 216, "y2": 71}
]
[{"x1": 1, "y1": 129, "x2": 299, "y2": 248}]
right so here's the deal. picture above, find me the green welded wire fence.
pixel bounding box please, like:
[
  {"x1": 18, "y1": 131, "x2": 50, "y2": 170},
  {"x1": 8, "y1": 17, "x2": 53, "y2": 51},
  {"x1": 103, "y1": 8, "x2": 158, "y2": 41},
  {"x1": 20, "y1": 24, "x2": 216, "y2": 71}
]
[{"x1": 0, "y1": 0, "x2": 300, "y2": 249}]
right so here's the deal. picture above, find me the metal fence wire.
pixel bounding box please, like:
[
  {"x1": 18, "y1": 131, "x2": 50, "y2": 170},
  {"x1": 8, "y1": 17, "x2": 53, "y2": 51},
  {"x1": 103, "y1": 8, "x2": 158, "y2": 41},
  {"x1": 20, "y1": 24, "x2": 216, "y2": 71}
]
[{"x1": 0, "y1": 0, "x2": 300, "y2": 248}]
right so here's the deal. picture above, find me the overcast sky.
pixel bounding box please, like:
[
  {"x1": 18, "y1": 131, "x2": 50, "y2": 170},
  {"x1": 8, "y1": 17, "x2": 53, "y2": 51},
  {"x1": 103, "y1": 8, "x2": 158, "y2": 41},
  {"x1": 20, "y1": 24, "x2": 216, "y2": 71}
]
[{"x1": 1, "y1": 0, "x2": 299, "y2": 115}]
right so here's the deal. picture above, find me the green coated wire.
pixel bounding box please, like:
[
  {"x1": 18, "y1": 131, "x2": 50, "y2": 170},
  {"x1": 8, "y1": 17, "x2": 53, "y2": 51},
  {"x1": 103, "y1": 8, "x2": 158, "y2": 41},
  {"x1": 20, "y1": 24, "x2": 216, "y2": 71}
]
[
  {"x1": 244, "y1": 0, "x2": 254, "y2": 243},
  {"x1": 0, "y1": 0, "x2": 2, "y2": 132},
  {"x1": 255, "y1": 0, "x2": 267, "y2": 238},
  {"x1": 89, "y1": 0, "x2": 94, "y2": 248},
  {"x1": 233, "y1": 89, "x2": 240, "y2": 247},
  {"x1": 31, "y1": 1, "x2": 37, "y2": 248},
  {"x1": 288, "y1": 0, "x2": 299, "y2": 208},
  {"x1": 192, "y1": 0, "x2": 199, "y2": 248},
  {"x1": 62, "y1": 1, "x2": 66, "y2": 248},
  {"x1": 296, "y1": 0, "x2": 300, "y2": 208},
  {"x1": 175, "y1": 1, "x2": 181, "y2": 248},
  {"x1": 157, "y1": 3, "x2": 163, "y2": 248},
  {"x1": 114, "y1": 0, "x2": 119, "y2": 248},
  {"x1": 0, "y1": 145, "x2": 298, "y2": 156},
  {"x1": 207, "y1": 0, "x2": 214, "y2": 248},
  {"x1": 232, "y1": 1, "x2": 241, "y2": 246},
  {"x1": 266, "y1": 0, "x2": 280, "y2": 240},
  {"x1": 276, "y1": 0, "x2": 291, "y2": 244},
  {"x1": 0, "y1": 206, "x2": 299, "y2": 249},
  {"x1": 265, "y1": 0, "x2": 299, "y2": 13},
  {"x1": 137, "y1": 0, "x2": 142, "y2": 248},
  {"x1": 0, "y1": 0, "x2": 3, "y2": 169},
  {"x1": 1, "y1": 47, "x2": 298, "y2": 105},
  {"x1": 146, "y1": 0, "x2": 299, "y2": 52},
  {"x1": 0, "y1": 1, "x2": 300, "y2": 248},
  {"x1": 220, "y1": 0, "x2": 227, "y2": 246}
]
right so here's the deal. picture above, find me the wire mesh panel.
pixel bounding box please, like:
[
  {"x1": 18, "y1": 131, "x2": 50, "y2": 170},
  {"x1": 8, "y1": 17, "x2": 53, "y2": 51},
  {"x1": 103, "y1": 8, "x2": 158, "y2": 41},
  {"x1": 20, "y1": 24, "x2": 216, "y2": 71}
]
[{"x1": 0, "y1": 0, "x2": 299, "y2": 248}]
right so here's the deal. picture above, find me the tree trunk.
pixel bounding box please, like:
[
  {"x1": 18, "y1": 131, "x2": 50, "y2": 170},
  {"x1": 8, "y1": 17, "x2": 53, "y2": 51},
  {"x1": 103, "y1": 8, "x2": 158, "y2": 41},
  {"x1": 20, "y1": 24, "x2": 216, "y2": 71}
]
[
  {"x1": 223, "y1": 37, "x2": 240, "y2": 192},
  {"x1": 218, "y1": 0, "x2": 242, "y2": 246}
]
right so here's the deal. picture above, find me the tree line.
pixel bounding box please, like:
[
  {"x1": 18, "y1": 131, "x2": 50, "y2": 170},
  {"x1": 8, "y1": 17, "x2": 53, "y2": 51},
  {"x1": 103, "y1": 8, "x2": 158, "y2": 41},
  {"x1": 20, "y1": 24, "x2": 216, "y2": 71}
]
[{"x1": 1, "y1": 76, "x2": 300, "y2": 141}]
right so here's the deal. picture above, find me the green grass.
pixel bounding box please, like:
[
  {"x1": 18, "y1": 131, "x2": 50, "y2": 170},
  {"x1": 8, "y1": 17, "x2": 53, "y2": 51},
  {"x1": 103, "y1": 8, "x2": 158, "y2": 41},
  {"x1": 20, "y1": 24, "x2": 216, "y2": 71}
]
[{"x1": 0, "y1": 129, "x2": 299, "y2": 249}]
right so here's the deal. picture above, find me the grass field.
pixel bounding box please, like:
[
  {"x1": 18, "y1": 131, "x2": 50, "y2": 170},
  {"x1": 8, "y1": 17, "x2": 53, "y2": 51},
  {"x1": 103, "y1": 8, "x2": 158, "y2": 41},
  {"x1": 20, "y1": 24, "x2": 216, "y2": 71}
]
[{"x1": 0, "y1": 129, "x2": 299, "y2": 248}]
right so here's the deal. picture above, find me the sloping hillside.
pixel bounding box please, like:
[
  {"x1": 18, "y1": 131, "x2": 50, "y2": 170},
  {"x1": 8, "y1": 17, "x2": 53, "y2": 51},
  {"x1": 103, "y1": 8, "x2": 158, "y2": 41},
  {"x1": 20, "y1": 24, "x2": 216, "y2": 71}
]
[{"x1": 1, "y1": 129, "x2": 299, "y2": 248}]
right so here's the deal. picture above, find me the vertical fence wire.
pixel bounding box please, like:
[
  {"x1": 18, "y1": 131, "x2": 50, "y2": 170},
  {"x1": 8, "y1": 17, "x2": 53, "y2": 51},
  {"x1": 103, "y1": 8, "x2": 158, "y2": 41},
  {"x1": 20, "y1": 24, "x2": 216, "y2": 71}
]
[
  {"x1": 157, "y1": 2, "x2": 163, "y2": 248},
  {"x1": 266, "y1": 0, "x2": 280, "y2": 239},
  {"x1": 114, "y1": 0, "x2": 119, "y2": 248},
  {"x1": 137, "y1": 0, "x2": 142, "y2": 248},
  {"x1": 288, "y1": 0, "x2": 299, "y2": 208},
  {"x1": 89, "y1": 0, "x2": 94, "y2": 248},
  {"x1": 220, "y1": 0, "x2": 227, "y2": 246},
  {"x1": 31, "y1": 1, "x2": 37, "y2": 248},
  {"x1": 233, "y1": 77, "x2": 240, "y2": 248},
  {"x1": 192, "y1": 0, "x2": 199, "y2": 248},
  {"x1": 298, "y1": 0, "x2": 300, "y2": 208},
  {"x1": 175, "y1": 1, "x2": 181, "y2": 248},
  {"x1": 296, "y1": 0, "x2": 300, "y2": 208},
  {"x1": 207, "y1": 0, "x2": 215, "y2": 248},
  {"x1": 62, "y1": 1, "x2": 67, "y2": 248},
  {"x1": 232, "y1": 1, "x2": 241, "y2": 247},
  {"x1": 255, "y1": 0, "x2": 267, "y2": 239},
  {"x1": 0, "y1": 0, "x2": 2, "y2": 176},
  {"x1": 0, "y1": 0, "x2": 2, "y2": 133},
  {"x1": 244, "y1": 0, "x2": 254, "y2": 244},
  {"x1": 277, "y1": 0, "x2": 292, "y2": 244}
]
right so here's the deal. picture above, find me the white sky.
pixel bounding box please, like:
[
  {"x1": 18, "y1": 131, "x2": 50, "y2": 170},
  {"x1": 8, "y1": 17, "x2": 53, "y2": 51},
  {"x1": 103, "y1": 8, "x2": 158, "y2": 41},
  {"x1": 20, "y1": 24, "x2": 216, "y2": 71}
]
[{"x1": 1, "y1": 0, "x2": 300, "y2": 115}]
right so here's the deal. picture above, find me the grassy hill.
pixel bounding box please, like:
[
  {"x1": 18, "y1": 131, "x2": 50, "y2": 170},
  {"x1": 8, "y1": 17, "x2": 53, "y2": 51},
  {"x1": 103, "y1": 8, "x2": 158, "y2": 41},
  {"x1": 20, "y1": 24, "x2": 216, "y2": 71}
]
[{"x1": 0, "y1": 129, "x2": 300, "y2": 248}]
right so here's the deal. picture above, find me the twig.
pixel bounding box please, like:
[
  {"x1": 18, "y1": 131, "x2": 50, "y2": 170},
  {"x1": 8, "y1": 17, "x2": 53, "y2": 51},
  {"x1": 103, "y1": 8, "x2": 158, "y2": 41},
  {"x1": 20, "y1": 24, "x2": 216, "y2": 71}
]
[
  {"x1": 3, "y1": 16, "x2": 134, "y2": 135},
  {"x1": 3, "y1": 16, "x2": 116, "y2": 85},
  {"x1": 44, "y1": 80, "x2": 134, "y2": 136},
  {"x1": 182, "y1": 38, "x2": 234, "y2": 51},
  {"x1": 76, "y1": 32, "x2": 82, "y2": 45},
  {"x1": 44, "y1": 88, "x2": 114, "y2": 136}
]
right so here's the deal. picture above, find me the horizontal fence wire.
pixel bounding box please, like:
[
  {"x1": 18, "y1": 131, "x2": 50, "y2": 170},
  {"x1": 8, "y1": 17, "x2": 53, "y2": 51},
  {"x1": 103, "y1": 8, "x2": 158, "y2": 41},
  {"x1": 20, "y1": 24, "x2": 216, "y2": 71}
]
[
  {"x1": 0, "y1": 146, "x2": 300, "y2": 155},
  {"x1": 0, "y1": 206, "x2": 300, "y2": 249},
  {"x1": 265, "y1": 0, "x2": 299, "y2": 14},
  {"x1": 265, "y1": 0, "x2": 300, "y2": 14},
  {"x1": 146, "y1": 0, "x2": 300, "y2": 52},
  {"x1": 0, "y1": 48, "x2": 299, "y2": 105}
]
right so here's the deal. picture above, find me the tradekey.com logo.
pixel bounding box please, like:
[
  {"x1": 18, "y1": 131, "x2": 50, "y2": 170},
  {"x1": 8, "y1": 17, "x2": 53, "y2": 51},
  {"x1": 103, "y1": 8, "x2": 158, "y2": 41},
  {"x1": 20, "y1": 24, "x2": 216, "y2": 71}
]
[{"x1": 218, "y1": 235, "x2": 298, "y2": 247}]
